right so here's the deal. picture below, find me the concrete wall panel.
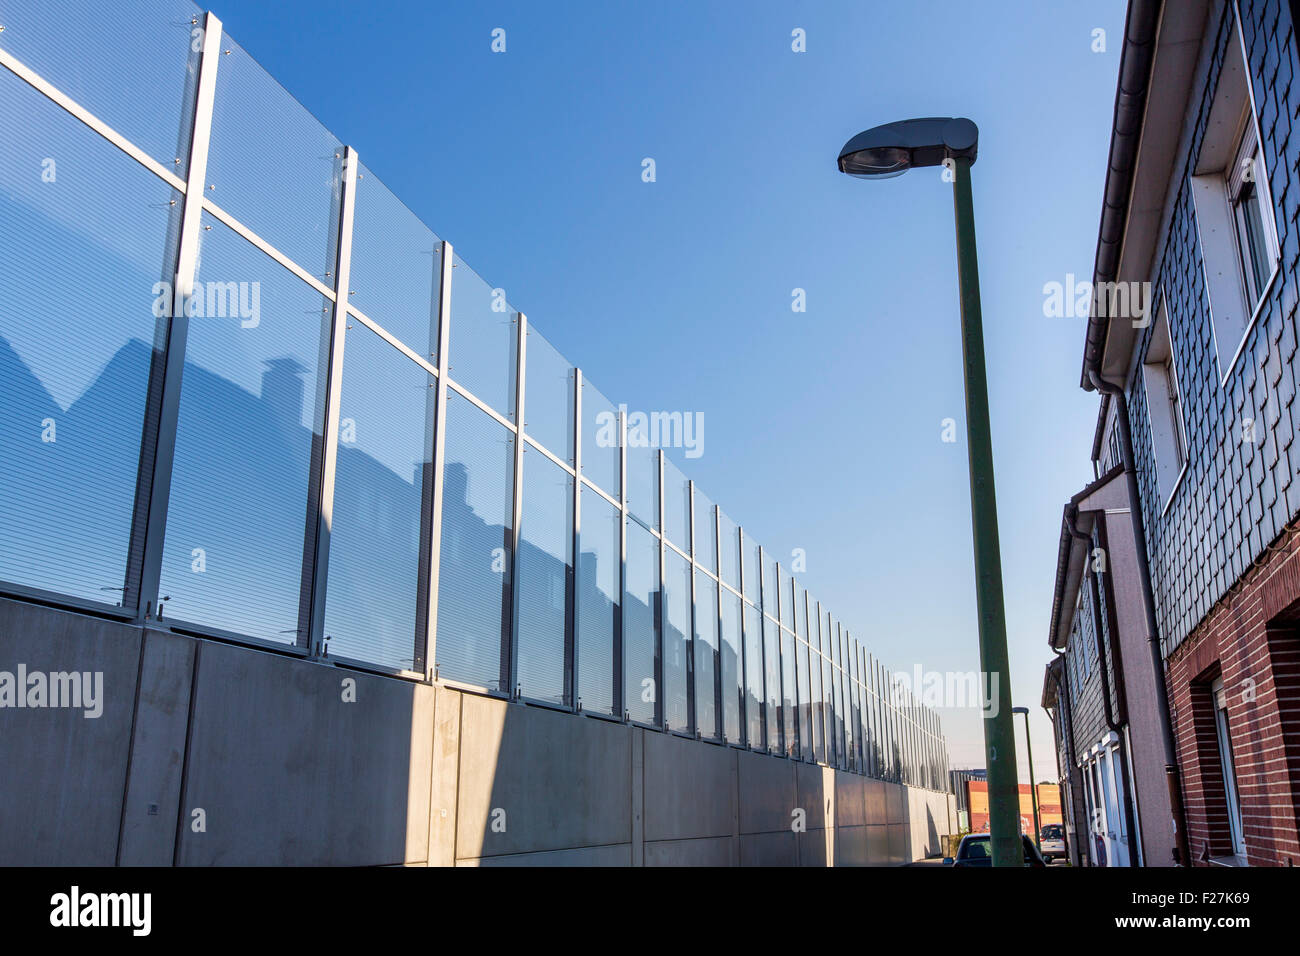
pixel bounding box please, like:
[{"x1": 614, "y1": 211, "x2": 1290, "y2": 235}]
[
  {"x1": 739, "y1": 830, "x2": 797, "y2": 866},
  {"x1": 794, "y1": 761, "x2": 829, "y2": 830},
  {"x1": 118, "y1": 630, "x2": 196, "y2": 865},
  {"x1": 736, "y1": 749, "x2": 797, "y2": 834},
  {"x1": 0, "y1": 598, "x2": 141, "y2": 865},
  {"x1": 175, "y1": 641, "x2": 430, "y2": 866},
  {"x1": 455, "y1": 699, "x2": 631, "y2": 858},
  {"x1": 461, "y1": 843, "x2": 633, "y2": 866},
  {"x1": 643, "y1": 732, "x2": 734, "y2": 842},
  {"x1": 645, "y1": 836, "x2": 733, "y2": 866}
]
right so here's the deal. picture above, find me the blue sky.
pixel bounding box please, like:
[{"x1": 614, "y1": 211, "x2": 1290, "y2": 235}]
[{"x1": 204, "y1": 0, "x2": 1128, "y2": 774}]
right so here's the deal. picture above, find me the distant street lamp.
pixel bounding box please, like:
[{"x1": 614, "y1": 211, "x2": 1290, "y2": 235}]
[
  {"x1": 1013, "y1": 705, "x2": 1042, "y2": 851},
  {"x1": 837, "y1": 117, "x2": 1021, "y2": 868}
]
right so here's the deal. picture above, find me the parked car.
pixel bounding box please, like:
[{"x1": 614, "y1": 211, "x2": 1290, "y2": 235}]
[
  {"x1": 1039, "y1": 824, "x2": 1066, "y2": 862},
  {"x1": 943, "y1": 834, "x2": 1047, "y2": 867}
]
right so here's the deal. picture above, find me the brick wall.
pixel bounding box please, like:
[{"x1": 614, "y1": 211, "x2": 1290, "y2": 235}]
[{"x1": 1166, "y1": 515, "x2": 1300, "y2": 865}]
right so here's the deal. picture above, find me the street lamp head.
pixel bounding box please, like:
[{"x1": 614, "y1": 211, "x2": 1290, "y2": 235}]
[
  {"x1": 1011, "y1": 706, "x2": 1029, "y2": 715},
  {"x1": 836, "y1": 117, "x2": 978, "y2": 179}
]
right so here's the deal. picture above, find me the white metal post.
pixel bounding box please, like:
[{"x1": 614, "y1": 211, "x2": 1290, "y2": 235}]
[
  {"x1": 424, "y1": 240, "x2": 454, "y2": 682},
  {"x1": 132, "y1": 11, "x2": 223, "y2": 623},
  {"x1": 305, "y1": 145, "x2": 358, "y2": 658}
]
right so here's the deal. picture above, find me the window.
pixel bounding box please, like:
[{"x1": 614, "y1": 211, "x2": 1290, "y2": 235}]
[
  {"x1": 1229, "y1": 123, "x2": 1273, "y2": 306},
  {"x1": 1212, "y1": 678, "x2": 1247, "y2": 860},
  {"x1": 1191, "y1": 19, "x2": 1279, "y2": 376},
  {"x1": 1141, "y1": 302, "x2": 1187, "y2": 505}
]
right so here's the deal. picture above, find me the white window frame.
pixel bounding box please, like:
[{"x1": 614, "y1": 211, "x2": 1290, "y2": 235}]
[
  {"x1": 1213, "y1": 677, "x2": 1247, "y2": 861},
  {"x1": 1190, "y1": 6, "x2": 1281, "y2": 384},
  {"x1": 1141, "y1": 298, "x2": 1189, "y2": 513}
]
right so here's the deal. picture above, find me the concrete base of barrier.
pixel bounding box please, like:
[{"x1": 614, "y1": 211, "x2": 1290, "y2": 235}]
[{"x1": 0, "y1": 596, "x2": 957, "y2": 866}]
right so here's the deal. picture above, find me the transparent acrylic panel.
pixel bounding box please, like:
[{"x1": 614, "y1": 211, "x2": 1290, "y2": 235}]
[
  {"x1": 0, "y1": 69, "x2": 179, "y2": 604},
  {"x1": 624, "y1": 517, "x2": 658, "y2": 725},
  {"x1": 580, "y1": 377, "x2": 618, "y2": 496},
  {"x1": 781, "y1": 627, "x2": 796, "y2": 759},
  {"x1": 743, "y1": 602, "x2": 764, "y2": 750},
  {"x1": 720, "y1": 588, "x2": 742, "y2": 745},
  {"x1": 796, "y1": 639, "x2": 811, "y2": 762},
  {"x1": 693, "y1": 568, "x2": 718, "y2": 740},
  {"x1": 207, "y1": 37, "x2": 342, "y2": 281},
  {"x1": 763, "y1": 615, "x2": 780, "y2": 755},
  {"x1": 693, "y1": 488, "x2": 717, "y2": 572},
  {"x1": 523, "y1": 324, "x2": 574, "y2": 463},
  {"x1": 822, "y1": 656, "x2": 836, "y2": 765},
  {"x1": 834, "y1": 642, "x2": 847, "y2": 766},
  {"x1": 718, "y1": 509, "x2": 740, "y2": 591},
  {"x1": 663, "y1": 548, "x2": 691, "y2": 732},
  {"x1": 435, "y1": 389, "x2": 513, "y2": 691},
  {"x1": 349, "y1": 163, "x2": 441, "y2": 361},
  {"x1": 662, "y1": 457, "x2": 690, "y2": 550},
  {"x1": 791, "y1": 583, "x2": 804, "y2": 639},
  {"x1": 625, "y1": 441, "x2": 657, "y2": 529},
  {"x1": 321, "y1": 321, "x2": 432, "y2": 671},
  {"x1": 844, "y1": 665, "x2": 856, "y2": 771},
  {"x1": 0, "y1": 0, "x2": 201, "y2": 174},
  {"x1": 810, "y1": 649, "x2": 824, "y2": 763},
  {"x1": 807, "y1": 593, "x2": 820, "y2": 653},
  {"x1": 778, "y1": 564, "x2": 791, "y2": 629},
  {"x1": 867, "y1": 689, "x2": 878, "y2": 776},
  {"x1": 159, "y1": 212, "x2": 330, "y2": 642},
  {"x1": 743, "y1": 532, "x2": 761, "y2": 605},
  {"x1": 762, "y1": 552, "x2": 778, "y2": 619},
  {"x1": 515, "y1": 446, "x2": 573, "y2": 706},
  {"x1": 851, "y1": 639, "x2": 864, "y2": 770},
  {"x1": 448, "y1": 255, "x2": 516, "y2": 419},
  {"x1": 576, "y1": 485, "x2": 618, "y2": 717}
]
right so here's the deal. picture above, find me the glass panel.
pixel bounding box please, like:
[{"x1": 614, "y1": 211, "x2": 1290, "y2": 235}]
[
  {"x1": 523, "y1": 324, "x2": 574, "y2": 463},
  {"x1": 778, "y1": 565, "x2": 791, "y2": 628},
  {"x1": 810, "y1": 650, "x2": 824, "y2": 763},
  {"x1": 447, "y1": 255, "x2": 516, "y2": 419},
  {"x1": 580, "y1": 377, "x2": 619, "y2": 496},
  {"x1": 0, "y1": 69, "x2": 179, "y2": 604},
  {"x1": 624, "y1": 517, "x2": 658, "y2": 725},
  {"x1": 720, "y1": 588, "x2": 743, "y2": 745},
  {"x1": 321, "y1": 322, "x2": 432, "y2": 671},
  {"x1": 662, "y1": 456, "x2": 690, "y2": 549},
  {"x1": 743, "y1": 601, "x2": 764, "y2": 749},
  {"x1": 576, "y1": 486, "x2": 618, "y2": 717},
  {"x1": 834, "y1": 634, "x2": 846, "y2": 767},
  {"x1": 763, "y1": 553, "x2": 778, "y2": 618},
  {"x1": 515, "y1": 446, "x2": 573, "y2": 706},
  {"x1": 781, "y1": 627, "x2": 796, "y2": 759},
  {"x1": 742, "y1": 531, "x2": 760, "y2": 604},
  {"x1": 159, "y1": 213, "x2": 330, "y2": 642},
  {"x1": 797, "y1": 640, "x2": 811, "y2": 762},
  {"x1": 764, "y1": 615, "x2": 780, "y2": 755},
  {"x1": 694, "y1": 569, "x2": 719, "y2": 740},
  {"x1": 625, "y1": 442, "x2": 657, "y2": 529},
  {"x1": 207, "y1": 37, "x2": 342, "y2": 281},
  {"x1": 0, "y1": 0, "x2": 201, "y2": 174},
  {"x1": 822, "y1": 656, "x2": 836, "y2": 765},
  {"x1": 844, "y1": 662, "x2": 856, "y2": 771},
  {"x1": 435, "y1": 389, "x2": 513, "y2": 691},
  {"x1": 663, "y1": 548, "x2": 691, "y2": 732},
  {"x1": 693, "y1": 488, "x2": 717, "y2": 572},
  {"x1": 348, "y1": 164, "x2": 441, "y2": 361},
  {"x1": 718, "y1": 509, "x2": 740, "y2": 590}
]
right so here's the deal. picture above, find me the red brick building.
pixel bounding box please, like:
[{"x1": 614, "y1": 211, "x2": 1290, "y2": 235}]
[{"x1": 1054, "y1": 0, "x2": 1300, "y2": 866}]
